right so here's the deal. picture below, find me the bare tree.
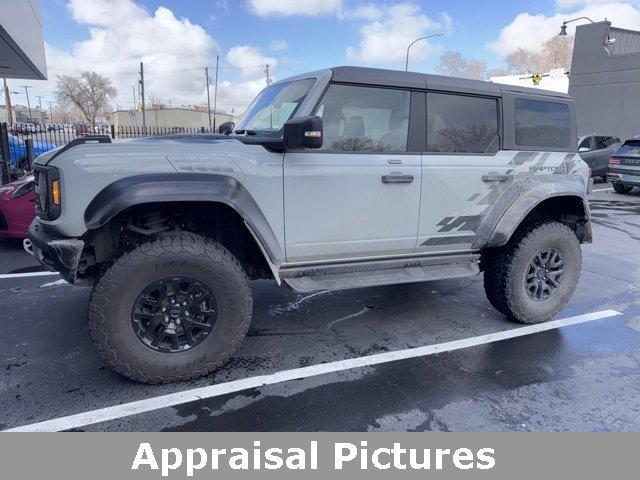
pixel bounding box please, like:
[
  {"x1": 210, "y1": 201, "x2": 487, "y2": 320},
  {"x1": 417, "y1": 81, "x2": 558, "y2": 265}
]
[
  {"x1": 438, "y1": 51, "x2": 466, "y2": 77},
  {"x1": 488, "y1": 68, "x2": 508, "y2": 78},
  {"x1": 464, "y1": 59, "x2": 488, "y2": 81},
  {"x1": 506, "y1": 48, "x2": 541, "y2": 74},
  {"x1": 506, "y1": 36, "x2": 573, "y2": 74},
  {"x1": 438, "y1": 51, "x2": 488, "y2": 80},
  {"x1": 541, "y1": 35, "x2": 573, "y2": 70},
  {"x1": 55, "y1": 72, "x2": 117, "y2": 126}
]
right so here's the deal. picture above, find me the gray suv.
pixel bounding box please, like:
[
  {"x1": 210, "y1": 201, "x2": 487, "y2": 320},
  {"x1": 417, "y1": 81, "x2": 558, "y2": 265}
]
[
  {"x1": 578, "y1": 134, "x2": 621, "y2": 180},
  {"x1": 27, "y1": 67, "x2": 592, "y2": 383}
]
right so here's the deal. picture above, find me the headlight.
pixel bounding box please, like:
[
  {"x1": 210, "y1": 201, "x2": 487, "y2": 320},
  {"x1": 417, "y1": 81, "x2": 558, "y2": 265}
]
[
  {"x1": 34, "y1": 165, "x2": 62, "y2": 220},
  {"x1": 10, "y1": 182, "x2": 34, "y2": 200}
]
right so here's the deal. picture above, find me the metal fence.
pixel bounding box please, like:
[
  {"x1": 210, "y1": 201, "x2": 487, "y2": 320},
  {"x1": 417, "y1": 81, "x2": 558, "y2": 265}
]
[{"x1": 0, "y1": 123, "x2": 217, "y2": 184}]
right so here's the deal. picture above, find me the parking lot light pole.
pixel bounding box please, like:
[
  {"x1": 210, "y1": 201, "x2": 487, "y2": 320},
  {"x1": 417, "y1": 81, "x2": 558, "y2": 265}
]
[
  {"x1": 559, "y1": 16, "x2": 595, "y2": 36},
  {"x1": 405, "y1": 33, "x2": 444, "y2": 72}
]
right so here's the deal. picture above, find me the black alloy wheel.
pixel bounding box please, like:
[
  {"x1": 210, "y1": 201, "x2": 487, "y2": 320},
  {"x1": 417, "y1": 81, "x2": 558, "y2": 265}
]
[
  {"x1": 131, "y1": 276, "x2": 218, "y2": 353},
  {"x1": 525, "y1": 248, "x2": 564, "y2": 301}
]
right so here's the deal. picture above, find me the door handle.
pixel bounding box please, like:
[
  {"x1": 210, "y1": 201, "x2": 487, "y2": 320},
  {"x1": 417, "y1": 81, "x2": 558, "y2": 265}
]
[
  {"x1": 482, "y1": 173, "x2": 510, "y2": 182},
  {"x1": 382, "y1": 174, "x2": 414, "y2": 184}
]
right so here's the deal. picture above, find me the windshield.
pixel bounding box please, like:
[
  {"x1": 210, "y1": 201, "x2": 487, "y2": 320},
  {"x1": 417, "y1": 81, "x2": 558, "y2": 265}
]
[{"x1": 235, "y1": 78, "x2": 315, "y2": 134}]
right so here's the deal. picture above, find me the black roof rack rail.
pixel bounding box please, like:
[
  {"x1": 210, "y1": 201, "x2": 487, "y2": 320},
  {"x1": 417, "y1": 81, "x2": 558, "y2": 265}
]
[{"x1": 45, "y1": 135, "x2": 112, "y2": 165}]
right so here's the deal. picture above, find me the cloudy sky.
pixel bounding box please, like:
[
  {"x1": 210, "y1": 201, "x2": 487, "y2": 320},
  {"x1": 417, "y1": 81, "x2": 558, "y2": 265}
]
[{"x1": 7, "y1": 0, "x2": 640, "y2": 115}]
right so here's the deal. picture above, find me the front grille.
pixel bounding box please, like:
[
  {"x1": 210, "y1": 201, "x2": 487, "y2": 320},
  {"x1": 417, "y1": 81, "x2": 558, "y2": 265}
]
[{"x1": 0, "y1": 212, "x2": 7, "y2": 231}]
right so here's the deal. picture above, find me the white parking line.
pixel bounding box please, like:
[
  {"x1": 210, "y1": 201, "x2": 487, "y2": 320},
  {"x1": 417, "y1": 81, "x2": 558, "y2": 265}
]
[
  {"x1": 594, "y1": 187, "x2": 614, "y2": 192},
  {"x1": 0, "y1": 271, "x2": 59, "y2": 280},
  {"x1": 4, "y1": 308, "x2": 622, "y2": 432}
]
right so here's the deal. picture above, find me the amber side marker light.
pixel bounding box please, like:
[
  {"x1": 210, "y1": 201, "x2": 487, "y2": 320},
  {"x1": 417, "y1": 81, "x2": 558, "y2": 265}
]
[{"x1": 51, "y1": 179, "x2": 61, "y2": 205}]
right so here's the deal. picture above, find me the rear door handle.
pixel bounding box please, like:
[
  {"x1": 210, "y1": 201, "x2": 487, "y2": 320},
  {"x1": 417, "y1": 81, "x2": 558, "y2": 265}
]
[
  {"x1": 382, "y1": 174, "x2": 414, "y2": 184},
  {"x1": 482, "y1": 174, "x2": 510, "y2": 182}
]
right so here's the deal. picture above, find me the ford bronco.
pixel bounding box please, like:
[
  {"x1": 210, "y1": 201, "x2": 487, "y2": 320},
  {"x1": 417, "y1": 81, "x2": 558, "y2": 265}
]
[{"x1": 26, "y1": 67, "x2": 592, "y2": 383}]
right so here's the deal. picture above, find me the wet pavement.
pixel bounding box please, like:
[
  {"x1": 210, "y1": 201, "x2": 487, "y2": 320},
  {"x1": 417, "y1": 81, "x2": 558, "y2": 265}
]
[{"x1": 1, "y1": 183, "x2": 640, "y2": 431}]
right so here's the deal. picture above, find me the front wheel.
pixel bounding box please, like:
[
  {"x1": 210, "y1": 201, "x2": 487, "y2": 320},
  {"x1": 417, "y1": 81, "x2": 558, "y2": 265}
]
[
  {"x1": 483, "y1": 221, "x2": 582, "y2": 324},
  {"x1": 88, "y1": 232, "x2": 252, "y2": 383},
  {"x1": 613, "y1": 183, "x2": 633, "y2": 194}
]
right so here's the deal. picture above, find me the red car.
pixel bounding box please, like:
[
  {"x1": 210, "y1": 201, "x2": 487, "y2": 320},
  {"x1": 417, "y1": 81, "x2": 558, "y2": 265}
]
[{"x1": 0, "y1": 172, "x2": 36, "y2": 239}]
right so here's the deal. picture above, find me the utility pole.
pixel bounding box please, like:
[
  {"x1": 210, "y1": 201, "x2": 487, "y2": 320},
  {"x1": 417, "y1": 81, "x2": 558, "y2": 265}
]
[
  {"x1": 205, "y1": 66, "x2": 212, "y2": 132},
  {"x1": 264, "y1": 64, "x2": 272, "y2": 85},
  {"x1": 213, "y1": 54, "x2": 219, "y2": 131},
  {"x1": 36, "y1": 95, "x2": 44, "y2": 127},
  {"x1": 138, "y1": 62, "x2": 146, "y2": 130},
  {"x1": 21, "y1": 85, "x2": 33, "y2": 122},
  {"x1": 3, "y1": 79, "x2": 13, "y2": 124},
  {"x1": 132, "y1": 84, "x2": 137, "y2": 110},
  {"x1": 48, "y1": 101, "x2": 54, "y2": 124}
]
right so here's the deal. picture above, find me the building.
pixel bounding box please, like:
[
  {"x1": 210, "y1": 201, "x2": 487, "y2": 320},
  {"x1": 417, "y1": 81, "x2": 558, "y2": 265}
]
[
  {"x1": 0, "y1": 0, "x2": 47, "y2": 79},
  {"x1": 569, "y1": 21, "x2": 640, "y2": 141},
  {"x1": 490, "y1": 68, "x2": 569, "y2": 93},
  {"x1": 13, "y1": 104, "x2": 46, "y2": 124},
  {"x1": 110, "y1": 108, "x2": 234, "y2": 131}
]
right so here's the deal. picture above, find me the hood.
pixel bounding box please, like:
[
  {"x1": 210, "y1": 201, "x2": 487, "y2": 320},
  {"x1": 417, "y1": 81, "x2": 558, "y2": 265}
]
[
  {"x1": 36, "y1": 133, "x2": 276, "y2": 167},
  {"x1": 0, "y1": 171, "x2": 35, "y2": 198},
  {"x1": 122, "y1": 134, "x2": 246, "y2": 146},
  {"x1": 34, "y1": 145, "x2": 64, "y2": 166}
]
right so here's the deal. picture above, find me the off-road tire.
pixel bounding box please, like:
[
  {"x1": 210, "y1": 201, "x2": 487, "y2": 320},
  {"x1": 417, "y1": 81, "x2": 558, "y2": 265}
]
[
  {"x1": 613, "y1": 183, "x2": 633, "y2": 194},
  {"x1": 88, "y1": 232, "x2": 252, "y2": 383},
  {"x1": 483, "y1": 221, "x2": 581, "y2": 324}
]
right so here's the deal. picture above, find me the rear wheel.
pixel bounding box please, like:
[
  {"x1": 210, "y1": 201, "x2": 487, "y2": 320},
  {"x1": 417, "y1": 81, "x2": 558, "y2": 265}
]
[
  {"x1": 483, "y1": 221, "x2": 582, "y2": 324},
  {"x1": 613, "y1": 183, "x2": 633, "y2": 194},
  {"x1": 88, "y1": 232, "x2": 252, "y2": 383}
]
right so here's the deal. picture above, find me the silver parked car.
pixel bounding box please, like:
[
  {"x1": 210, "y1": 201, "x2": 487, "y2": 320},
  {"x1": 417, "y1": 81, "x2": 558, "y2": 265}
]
[
  {"x1": 578, "y1": 134, "x2": 621, "y2": 180},
  {"x1": 27, "y1": 67, "x2": 592, "y2": 383}
]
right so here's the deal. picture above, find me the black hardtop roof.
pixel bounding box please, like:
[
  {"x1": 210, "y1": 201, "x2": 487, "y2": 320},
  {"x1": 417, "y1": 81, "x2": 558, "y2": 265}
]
[{"x1": 329, "y1": 66, "x2": 572, "y2": 100}]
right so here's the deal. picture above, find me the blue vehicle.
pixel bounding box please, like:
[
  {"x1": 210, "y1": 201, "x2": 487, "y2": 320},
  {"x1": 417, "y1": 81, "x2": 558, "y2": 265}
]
[{"x1": 7, "y1": 133, "x2": 57, "y2": 170}]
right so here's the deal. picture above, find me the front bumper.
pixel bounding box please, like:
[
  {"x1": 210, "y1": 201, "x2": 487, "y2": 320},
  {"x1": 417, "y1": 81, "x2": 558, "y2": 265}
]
[{"x1": 26, "y1": 218, "x2": 84, "y2": 283}]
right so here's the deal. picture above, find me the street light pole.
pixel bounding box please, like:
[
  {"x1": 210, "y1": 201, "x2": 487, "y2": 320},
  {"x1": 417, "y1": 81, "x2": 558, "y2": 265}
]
[
  {"x1": 405, "y1": 33, "x2": 444, "y2": 72},
  {"x1": 559, "y1": 16, "x2": 595, "y2": 36}
]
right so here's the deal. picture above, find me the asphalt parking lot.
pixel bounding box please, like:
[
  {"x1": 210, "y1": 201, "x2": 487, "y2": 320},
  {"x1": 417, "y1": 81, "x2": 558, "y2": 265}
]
[{"x1": 2, "y1": 182, "x2": 640, "y2": 432}]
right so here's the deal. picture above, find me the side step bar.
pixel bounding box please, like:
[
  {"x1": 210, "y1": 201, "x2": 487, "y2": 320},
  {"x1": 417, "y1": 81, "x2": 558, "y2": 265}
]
[{"x1": 280, "y1": 253, "x2": 480, "y2": 293}]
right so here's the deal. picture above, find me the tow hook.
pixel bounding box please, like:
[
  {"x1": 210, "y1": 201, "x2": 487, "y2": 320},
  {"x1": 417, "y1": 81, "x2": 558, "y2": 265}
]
[{"x1": 23, "y1": 238, "x2": 34, "y2": 257}]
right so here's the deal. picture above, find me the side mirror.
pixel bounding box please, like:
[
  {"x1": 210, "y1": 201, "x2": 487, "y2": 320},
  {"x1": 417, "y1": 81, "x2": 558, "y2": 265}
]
[
  {"x1": 579, "y1": 147, "x2": 590, "y2": 153},
  {"x1": 283, "y1": 116, "x2": 323, "y2": 150}
]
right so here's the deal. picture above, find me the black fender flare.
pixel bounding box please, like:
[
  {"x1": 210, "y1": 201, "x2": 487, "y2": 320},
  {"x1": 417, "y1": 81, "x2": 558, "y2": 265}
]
[
  {"x1": 84, "y1": 173, "x2": 285, "y2": 264},
  {"x1": 473, "y1": 175, "x2": 592, "y2": 249}
]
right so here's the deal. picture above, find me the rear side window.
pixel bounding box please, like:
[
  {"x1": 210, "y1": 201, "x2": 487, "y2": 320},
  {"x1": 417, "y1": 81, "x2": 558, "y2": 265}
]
[
  {"x1": 616, "y1": 141, "x2": 640, "y2": 156},
  {"x1": 595, "y1": 136, "x2": 620, "y2": 149},
  {"x1": 515, "y1": 99, "x2": 570, "y2": 148},
  {"x1": 426, "y1": 93, "x2": 499, "y2": 154}
]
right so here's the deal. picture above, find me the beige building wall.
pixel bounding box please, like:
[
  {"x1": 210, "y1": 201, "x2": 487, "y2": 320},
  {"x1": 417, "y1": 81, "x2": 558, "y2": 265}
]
[{"x1": 111, "y1": 108, "x2": 233, "y2": 130}]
